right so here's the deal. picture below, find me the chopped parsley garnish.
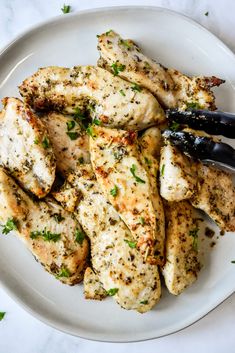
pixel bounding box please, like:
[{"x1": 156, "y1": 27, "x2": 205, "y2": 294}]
[
  {"x1": 66, "y1": 120, "x2": 75, "y2": 131},
  {"x1": 61, "y1": 4, "x2": 71, "y2": 14},
  {"x1": 87, "y1": 103, "x2": 95, "y2": 113},
  {"x1": 131, "y1": 83, "x2": 142, "y2": 92},
  {"x1": 140, "y1": 300, "x2": 148, "y2": 305},
  {"x1": 124, "y1": 239, "x2": 137, "y2": 248},
  {"x1": 0, "y1": 312, "x2": 6, "y2": 321},
  {"x1": 144, "y1": 157, "x2": 152, "y2": 165},
  {"x1": 205, "y1": 11, "x2": 209, "y2": 16},
  {"x1": 186, "y1": 102, "x2": 202, "y2": 110},
  {"x1": 119, "y1": 89, "x2": 126, "y2": 97},
  {"x1": 111, "y1": 62, "x2": 126, "y2": 76},
  {"x1": 1, "y1": 218, "x2": 18, "y2": 235},
  {"x1": 75, "y1": 229, "x2": 85, "y2": 245},
  {"x1": 34, "y1": 138, "x2": 39, "y2": 145},
  {"x1": 86, "y1": 125, "x2": 95, "y2": 138},
  {"x1": 130, "y1": 164, "x2": 145, "y2": 183},
  {"x1": 42, "y1": 137, "x2": 50, "y2": 149},
  {"x1": 160, "y1": 164, "x2": 165, "y2": 176},
  {"x1": 139, "y1": 217, "x2": 145, "y2": 225},
  {"x1": 119, "y1": 39, "x2": 132, "y2": 49},
  {"x1": 30, "y1": 229, "x2": 61, "y2": 242},
  {"x1": 53, "y1": 213, "x2": 65, "y2": 223},
  {"x1": 110, "y1": 185, "x2": 118, "y2": 197},
  {"x1": 66, "y1": 132, "x2": 79, "y2": 140},
  {"x1": 93, "y1": 118, "x2": 101, "y2": 126},
  {"x1": 106, "y1": 288, "x2": 119, "y2": 296},
  {"x1": 56, "y1": 267, "x2": 71, "y2": 278},
  {"x1": 231, "y1": 260, "x2": 235, "y2": 264},
  {"x1": 105, "y1": 29, "x2": 113, "y2": 35},
  {"x1": 189, "y1": 228, "x2": 199, "y2": 251},
  {"x1": 78, "y1": 156, "x2": 84, "y2": 164},
  {"x1": 74, "y1": 107, "x2": 86, "y2": 120},
  {"x1": 170, "y1": 121, "x2": 180, "y2": 131}
]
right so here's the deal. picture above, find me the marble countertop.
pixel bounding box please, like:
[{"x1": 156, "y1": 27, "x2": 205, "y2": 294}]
[{"x1": 0, "y1": 0, "x2": 235, "y2": 352}]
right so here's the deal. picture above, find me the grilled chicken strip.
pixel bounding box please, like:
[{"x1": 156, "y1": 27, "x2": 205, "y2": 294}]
[
  {"x1": 41, "y1": 112, "x2": 90, "y2": 176},
  {"x1": 19, "y1": 66, "x2": 165, "y2": 131},
  {"x1": 90, "y1": 126, "x2": 159, "y2": 263},
  {"x1": 54, "y1": 165, "x2": 161, "y2": 313},
  {"x1": 0, "y1": 168, "x2": 89, "y2": 284},
  {"x1": 97, "y1": 30, "x2": 224, "y2": 109},
  {"x1": 162, "y1": 201, "x2": 201, "y2": 295},
  {"x1": 83, "y1": 267, "x2": 107, "y2": 300},
  {"x1": 159, "y1": 143, "x2": 197, "y2": 202},
  {"x1": 0, "y1": 97, "x2": 56, "y2": 198},
  {"x1": 191, "y1": 164, "x2": 235, "y2": 232},
  {"x1": 139, "y1": 128, "x2": 165, "y2": 265}
]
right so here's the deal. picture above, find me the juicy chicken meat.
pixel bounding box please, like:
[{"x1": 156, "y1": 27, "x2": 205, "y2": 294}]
[
  {"x1": 19, "y1": 65, "x2": 165, "y2": 131},
  {"x1": 0, "y1": 97, "x2": 56, "y2": 198},
  {"x1": 41, "y1": 112, "x2": 90, "y2": 176},
  {"x1": 97, "y1": 30, "x2": 225, "y2": 109},
  {"x1": 0, "y1": 168, "x2": 89, "y2": 284},
  {"x1": 90, "y1": 126, "x2": 160, "y2": 263},
  {"x1": 54, "y1": 165, "x2": 161, "y2": 313},
  {"x1": 83, "y1": 267, "x2": 107, "y2": 300},
  {"x1": 162, "y1": 201, "x2": 201, "y2": 295},
  {"x1": 159, "y1": 143, "x2": 197, "y2": 202},
  {"x1": 191, "y1": 164, "x2": 235, "y2": 232},
  {"x1": 139, "y1": 127, "x2": 165, "y2": 265}
]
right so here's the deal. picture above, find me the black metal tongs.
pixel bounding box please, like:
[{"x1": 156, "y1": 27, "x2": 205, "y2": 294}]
[{"x1": 164, "y1": 109, "x2": 235, "y2": 172}]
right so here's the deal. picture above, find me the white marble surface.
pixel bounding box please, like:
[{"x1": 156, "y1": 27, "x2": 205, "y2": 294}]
[{"x1": 0, "y1": 0, "x2": 235, "y2": 352}]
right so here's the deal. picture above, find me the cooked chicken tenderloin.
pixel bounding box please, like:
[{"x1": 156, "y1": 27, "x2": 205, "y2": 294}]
[
  {"x1": 19, "y1": 66, "x2": 165, "y2": 131},
  {"x1": 0, "y1": 168, "x2": 89, "y2": 284},
  {"x1": 0, "y1": 97, "x2": 56, "y2": 198}
]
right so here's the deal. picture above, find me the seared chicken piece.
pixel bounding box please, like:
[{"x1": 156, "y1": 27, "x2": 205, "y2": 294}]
[
  {"x1": 97, "y1": 30, "x2": 224, "y2": 109},
  {"x1": 191, "y1": 164, "x2": 235, "y2": 232},
  {"x1": 83, "y1": 267, "x2": 107, "y2": 300},
  {"x1": 159, "y1": 143, "x2": 197, "y2": 202},
  {"x1": 54, "y1": 165, "x2": 161, "y2": 313},
  {"x1": 0, "y1": 97, "x2": 56, "y2": 198},
  {"x1": 19, "y1": 66, "x2": 165, "y2": 131},
  {"x1": 139, "y1": 128, "x2": 165, "y2": 265},
  {"x1": 0, "y1": 168, "x2": 89, "y2": 284},
  {"x1": 162, "y1": 201, "x2": 201, "y2": 295},
  {"x1": 41, "y1": 112, "x2": 90, "y2": 176},
  {"x1": 90, "y1": 126, "x2": 159, "y2": 263}
]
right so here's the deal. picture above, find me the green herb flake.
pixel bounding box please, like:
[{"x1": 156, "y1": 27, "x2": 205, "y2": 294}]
[
  {"x1": 124, "y1": 239, "x2": 137, "y2": 248},
  {"x1": 160, "y1": 164, "x2": 165, "y2": 177},
  {"x1": 131, "y1": 83, "x2": 142, "y2": 92},
  {"x1": 93, "y1": 118, "x2": 101, "y2": 126},
  {"x1": 170, "y1": 121, "x2": 180, "y2": 131},
  {"x1": 119, "y1": 39, "x2": 132, "y2": 49},
  {"x1": 139, "y1": 217, "x2": 145, "y2": 225},
  {"x1": 140, "y1": 300, "x2": 148, "y2": 305},
  {"x1": 111, "y1": 62, "x2": 126, "y2": 76},
  {"x1": 61, "y1": 4, "x2": 71, "y2": 14},
  {"x1": 105, "y1": 29, "x2": 113, "y2": 35},
  {"x1": 74, "y1": 107, "x2": 86, "y2": 120},
  {"x1": 0, "y1": 312, "x2": 6, "y2": 321},
  {"x1": 53, "y1": 213, "x2": 65, "y2": 223},
  {"x1": 86, "y1": 125, "x2": 96, "y2": 138},
  {"x1": 106, "y1": 288, "x2": 119, "y2": 296},
  {"x1": 119, "y1": 89, "x2": 126, "y2": 97},
  {"x1": 30, "y1": 229, "x2": 61, "y2": 242},
  {"x1": 110, "y1": 185, "x2": 118, "y2": 197},
  {"x1": 66, "y1": 120, "x2": 75, "y2": 131},
  {"x1": 144, "y1": 157, "x2": 152, "y2": 166},
  {"x1": 1, "y1": 218, "x2": 18, "y2": 235},
  {"x1": 42, "y1": 137, "x2": 50, "y2": 149},
  {"x1": 34, "y1": 138, "x2": 39, "y2": 145},
  {"x1": 186, "y1": 102, "x2": 202, "y2": 110},
  {"x1": 231, "y1": 260, "x2": 235, "y2": 264},
  {"x1": 75, "y1": 229, "x2": 85, "y2": 245},
  {"x1": 66, "y1": 132, "x2": 79, "y2": 140},
  {"x1": 56, "y1": 267, "x2": 71, "y2": 278},
  {"x1": 189, "y1": 228, "x2": 199, "y2": 251},
  {"x1": 205, "y1": 11, "x2": 209, "y2": 16},
  {"x1": 130, "y1": 164, "x2": 145, "y2": 184}
]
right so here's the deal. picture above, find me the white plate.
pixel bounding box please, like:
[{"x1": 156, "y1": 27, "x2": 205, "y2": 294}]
[{"x1": 0, "y1": 6, "x2": 235, "y2": 343}]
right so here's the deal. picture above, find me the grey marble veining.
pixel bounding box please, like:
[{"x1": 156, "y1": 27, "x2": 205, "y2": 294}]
[{"x1": 0, "y1": 1, "x2": 235, "y2": 352}]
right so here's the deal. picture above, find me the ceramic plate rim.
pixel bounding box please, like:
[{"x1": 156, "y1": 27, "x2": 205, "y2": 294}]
[{"x1": 0, "y1": 5, "x2": 235, "y2": 343}]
